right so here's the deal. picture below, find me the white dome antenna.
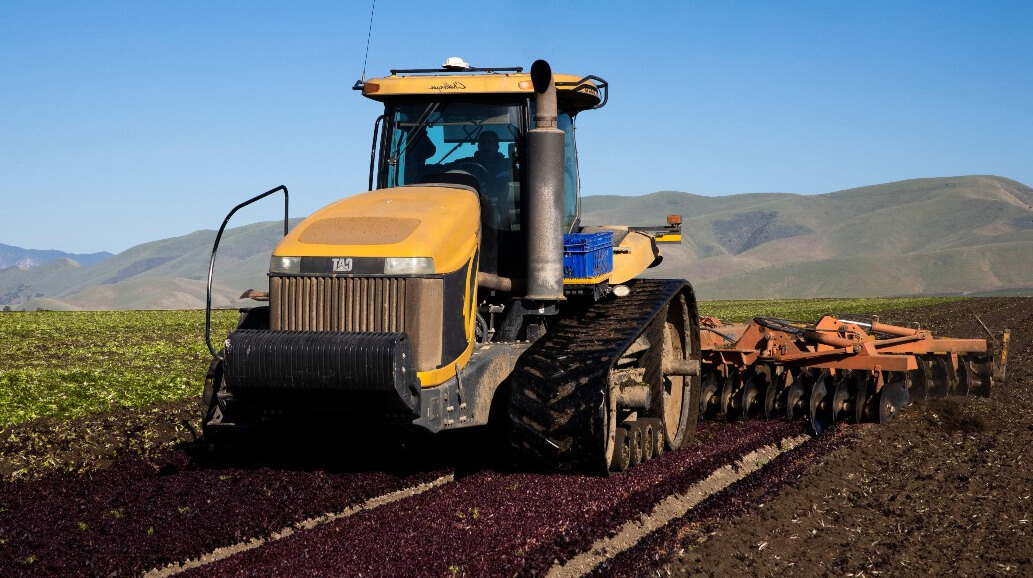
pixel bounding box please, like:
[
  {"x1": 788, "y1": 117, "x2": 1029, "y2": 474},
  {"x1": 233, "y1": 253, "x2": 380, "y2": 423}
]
[{"x1": 442, "y1": 57, "x2": 471, "y2": 70}]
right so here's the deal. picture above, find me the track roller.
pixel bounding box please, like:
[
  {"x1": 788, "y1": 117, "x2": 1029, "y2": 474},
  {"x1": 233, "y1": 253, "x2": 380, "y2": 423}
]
[
  {"x1": 610, "y1": 428, "x2": 632, "y2": 472},
  {"x1": 648, "y1": 418, "x2": 665, "y2": 458},
  {"x1": 628, "y1": 424, "x2": 644, "y2": 467},
  {"x1": 640, "y1": 421, "x2": 655, "y2": 461}
]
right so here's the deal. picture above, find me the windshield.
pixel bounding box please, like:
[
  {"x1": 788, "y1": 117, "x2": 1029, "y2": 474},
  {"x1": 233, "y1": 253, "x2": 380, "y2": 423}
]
[{"x1": 381, "y1": 101, "x2": 524, "y2": 231}]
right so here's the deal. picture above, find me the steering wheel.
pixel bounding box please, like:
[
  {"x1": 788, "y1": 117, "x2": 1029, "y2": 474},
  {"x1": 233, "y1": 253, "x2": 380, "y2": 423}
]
[{"x1": 448, "y1": 161, "x2": 496, "y2": 195}]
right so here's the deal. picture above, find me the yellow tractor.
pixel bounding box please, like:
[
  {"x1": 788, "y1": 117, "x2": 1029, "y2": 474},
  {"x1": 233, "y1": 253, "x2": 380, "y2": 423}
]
[{"x1": 202, "y1": 58, "x2": 703, "y2": 473}]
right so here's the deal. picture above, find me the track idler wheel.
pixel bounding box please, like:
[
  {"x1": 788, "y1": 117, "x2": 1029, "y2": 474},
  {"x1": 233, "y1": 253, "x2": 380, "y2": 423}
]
[
  {"x1": 808, "y1": 371, "x2": 835, "y2": 434},
  {"x1": 877, "y1": 376, "x2": 910, "y2": 425}
]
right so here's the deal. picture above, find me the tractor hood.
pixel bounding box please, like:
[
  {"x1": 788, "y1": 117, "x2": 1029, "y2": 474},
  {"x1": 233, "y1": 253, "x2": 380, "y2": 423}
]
[{"x1": 272, "y1": 185, "x2": 481, "y2": 275}]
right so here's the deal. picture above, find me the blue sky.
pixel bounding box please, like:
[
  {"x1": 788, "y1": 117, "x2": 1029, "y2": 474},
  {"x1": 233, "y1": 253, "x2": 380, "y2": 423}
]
[{"x1": 2, "y1": 1, "x2": 1031, "y2": 253}]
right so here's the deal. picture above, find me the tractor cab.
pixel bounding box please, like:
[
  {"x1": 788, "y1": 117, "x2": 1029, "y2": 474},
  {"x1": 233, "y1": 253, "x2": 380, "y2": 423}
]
[{"x1": 358, "y1": 59, "x2": 606, "y2": 279}]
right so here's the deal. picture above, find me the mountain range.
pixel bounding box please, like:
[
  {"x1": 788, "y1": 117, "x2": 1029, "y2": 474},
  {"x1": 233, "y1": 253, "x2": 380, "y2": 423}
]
[
  {"x1": 0, "y1": 244, "x2": 113, "y2": 271},
  {"x1": 2, "y1": 175, "x2": 1032, "y2": 310}
]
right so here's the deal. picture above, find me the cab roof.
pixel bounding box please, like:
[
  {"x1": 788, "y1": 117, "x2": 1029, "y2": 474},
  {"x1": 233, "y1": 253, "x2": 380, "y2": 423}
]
[{"x1": 358, "y1": 60, "x2": 606, "y2": 113}]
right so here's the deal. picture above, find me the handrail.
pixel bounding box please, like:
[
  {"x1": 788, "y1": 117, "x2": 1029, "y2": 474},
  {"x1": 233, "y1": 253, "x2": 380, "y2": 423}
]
[
  {"x1": 555, "y1": 74, "x2": 609, "y2": 109},
  {"x1": 205, "y1": 185, "x2": 289, "y2": 357}
]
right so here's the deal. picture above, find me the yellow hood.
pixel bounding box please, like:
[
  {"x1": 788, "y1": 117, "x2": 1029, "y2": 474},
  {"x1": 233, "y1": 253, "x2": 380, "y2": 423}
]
[{"x1": 273, "y1": 185, "x2": 481, "y2": 274}]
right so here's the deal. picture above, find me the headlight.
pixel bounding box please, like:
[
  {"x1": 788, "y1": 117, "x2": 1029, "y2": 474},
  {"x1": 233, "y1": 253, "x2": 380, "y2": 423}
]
[
  {"x1": 384, "y1": 257, "x2": 434, "y2": 275},
  {"x1": 269, "y1": 256, "x2": 301, "y2": 274}
]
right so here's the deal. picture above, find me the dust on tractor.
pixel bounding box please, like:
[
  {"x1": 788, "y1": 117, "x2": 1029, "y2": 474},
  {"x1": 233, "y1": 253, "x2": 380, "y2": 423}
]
[{"x1": 201, "y1": 58, "x2": 1009, "y2": 474}]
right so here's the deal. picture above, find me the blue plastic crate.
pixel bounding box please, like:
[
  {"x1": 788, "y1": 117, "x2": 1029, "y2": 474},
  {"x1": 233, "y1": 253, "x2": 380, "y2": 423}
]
[{"x1": 563, "y1": 232, "x2": 614, "y2": 279}]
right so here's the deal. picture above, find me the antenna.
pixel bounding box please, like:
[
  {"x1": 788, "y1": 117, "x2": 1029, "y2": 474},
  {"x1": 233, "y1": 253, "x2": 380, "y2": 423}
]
[{"x1": 361, "y1": 0, "x2": 377, "y2": 83}]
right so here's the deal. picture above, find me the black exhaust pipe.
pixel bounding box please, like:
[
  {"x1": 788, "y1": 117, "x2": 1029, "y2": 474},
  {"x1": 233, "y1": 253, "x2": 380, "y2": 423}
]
[{"x1": 525, "y1": 59, "x2": 566, "y2": 301}]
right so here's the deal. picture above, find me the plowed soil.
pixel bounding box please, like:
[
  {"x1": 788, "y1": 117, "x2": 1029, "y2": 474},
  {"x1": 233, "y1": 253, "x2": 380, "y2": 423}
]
[
  {"x1": 606, "y1": 297, "x2": 1032, "y2": 577},
  {"x1": 0, "y1": 297, "x2": 1028, "y2": 576}
]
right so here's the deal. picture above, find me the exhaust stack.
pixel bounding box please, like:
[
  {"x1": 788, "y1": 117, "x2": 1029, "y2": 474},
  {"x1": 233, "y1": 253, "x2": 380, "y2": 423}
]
[{"x1": 525, "y1": 59, "x2": 566, "y2": 301}]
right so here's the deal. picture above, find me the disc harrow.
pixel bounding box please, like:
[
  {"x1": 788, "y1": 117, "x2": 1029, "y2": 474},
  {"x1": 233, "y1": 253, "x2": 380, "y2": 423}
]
[{"x1": 699, "y1": 314, "x2": 1009, "y2": 433}]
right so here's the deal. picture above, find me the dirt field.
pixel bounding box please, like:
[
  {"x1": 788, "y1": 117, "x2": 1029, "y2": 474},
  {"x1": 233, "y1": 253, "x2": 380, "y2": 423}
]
[
  {"x1": 0, "y1": 298, "x2": 1027, "y2": 576},
  {"x1": 606, "y1": 297, "x2": 1032, "y2": 577}
]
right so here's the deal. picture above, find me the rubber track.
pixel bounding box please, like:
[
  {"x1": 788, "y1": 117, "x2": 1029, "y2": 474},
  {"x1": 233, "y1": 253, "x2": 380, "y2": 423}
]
[{"x1": 509, "y1": 279, "x2": 688, "y2": 473}]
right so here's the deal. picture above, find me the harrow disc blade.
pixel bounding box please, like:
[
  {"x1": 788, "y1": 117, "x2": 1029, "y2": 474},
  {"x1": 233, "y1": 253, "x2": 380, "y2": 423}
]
[
  {"x1": 700, "y1": 371, "x2": 720, "y2": 419},
  {"x1": 924, "y1": 356, "x2": 953, "y2": 398},
  {"x1": 720, "y1": 372, "x2": 742, "y2": 422},
  {"x1": 741, "y1": 378, "x2": 762, "y2": 419},
  {"x1": 855, "y1": 375, "x2": 874, "y2": 424},
  {"x1": 908, "y1": 359, "x2": 929, "y2": 402},
  {"x1": 831, "y1": 373, "x2": 856, "y2": 423},
  {"x1": 766, "y1": 369, "x2": 794, "y2": 419},
  {"x1": 968, "y1": 354, "x2": 993, "y2": 397},
  {"x1": 878, "y1": 379, "x2": 910, "y2": 425},
  {"x1": 786, "y1": 376, "x2": 809, "y2": 421},
  {"x1": 809, "y1": 373, "x2": 834, "y2": 435},
  {"x1": 955, "y1": 355, "x2": 973, "y2": 396}
]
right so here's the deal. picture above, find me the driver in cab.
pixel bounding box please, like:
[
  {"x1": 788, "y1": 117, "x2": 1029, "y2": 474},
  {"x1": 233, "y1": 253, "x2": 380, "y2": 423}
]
[{"x1": 470, "y1": 131, "x2": 511, "y2": 185}]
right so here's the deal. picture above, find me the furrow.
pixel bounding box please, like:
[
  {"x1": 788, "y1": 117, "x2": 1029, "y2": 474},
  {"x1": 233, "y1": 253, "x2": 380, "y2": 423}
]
[
  {"x1": 547, "y1": 434, "x2": 811, "y2": 578},
  {"x1": 143, "y1": 473, "x2": 454, "y2": 577}
]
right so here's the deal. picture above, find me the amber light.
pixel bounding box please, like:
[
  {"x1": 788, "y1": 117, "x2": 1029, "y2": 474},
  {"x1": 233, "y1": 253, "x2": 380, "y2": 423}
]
[
  {"x1": 363, "y1": 82, "x2": 380, "y2": 94},
  {"x1": 517, "y1": 80, "x2": 532, "y2": 90}
]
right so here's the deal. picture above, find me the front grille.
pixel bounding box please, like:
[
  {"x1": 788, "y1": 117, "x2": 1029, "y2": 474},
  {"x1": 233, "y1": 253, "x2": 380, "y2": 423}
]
[{"x1": 270, "y1": 276, "x2": 407, "y2": 333}]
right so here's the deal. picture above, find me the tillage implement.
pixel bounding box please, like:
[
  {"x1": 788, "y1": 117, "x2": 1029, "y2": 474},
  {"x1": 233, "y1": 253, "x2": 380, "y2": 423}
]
[{"x1": 201, "y1": 58, "x2": 1008, "y2": 473}]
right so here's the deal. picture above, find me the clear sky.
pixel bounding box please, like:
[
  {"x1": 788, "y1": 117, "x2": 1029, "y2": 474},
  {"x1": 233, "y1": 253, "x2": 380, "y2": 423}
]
[{"x1": 2, "y1": 1, "x2": 1031, "y2": 253}]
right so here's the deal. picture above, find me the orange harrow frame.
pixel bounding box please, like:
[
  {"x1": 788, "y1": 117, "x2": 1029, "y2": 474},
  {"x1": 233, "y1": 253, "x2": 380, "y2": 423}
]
[{"x1": 698, "y1": 314, "x2": 1009, "y2": 433}]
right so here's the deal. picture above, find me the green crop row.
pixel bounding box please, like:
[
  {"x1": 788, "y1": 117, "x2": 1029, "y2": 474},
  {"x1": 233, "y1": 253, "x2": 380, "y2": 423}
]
[
  {"x1": 0, "y1": 310, "x2": 238, "y2": 428},
  {"x1": 697, "y1": 296, "x2": 957, "y2": 323},
  {"x1": 0, "y1": 297, "x2": 956, "y2": 428}
]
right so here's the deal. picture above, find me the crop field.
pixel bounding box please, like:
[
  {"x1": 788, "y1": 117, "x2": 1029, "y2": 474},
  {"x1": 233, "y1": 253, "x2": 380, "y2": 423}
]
[
  {"x1": 0, "y1": 298, "x2": 954, "y2": 429},
  {"x1": 1, "y1": 295, "x2": 1028, "y2": 576},
  {"x1": 0, "y1": 310, "x2": 237, "y2": 427}
]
